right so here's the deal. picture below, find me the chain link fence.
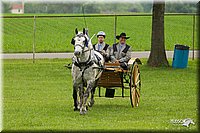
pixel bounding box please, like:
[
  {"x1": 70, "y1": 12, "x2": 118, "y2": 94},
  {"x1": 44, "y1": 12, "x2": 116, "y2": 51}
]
[{"x1": 2, "y1": 14, "x2": 198, "y2": 54}]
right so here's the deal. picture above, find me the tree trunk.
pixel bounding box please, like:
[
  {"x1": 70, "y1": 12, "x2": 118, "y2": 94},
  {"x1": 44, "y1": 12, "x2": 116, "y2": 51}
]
[{"x1": 147, "y1": 1, "x2": 169, "y2": 67}]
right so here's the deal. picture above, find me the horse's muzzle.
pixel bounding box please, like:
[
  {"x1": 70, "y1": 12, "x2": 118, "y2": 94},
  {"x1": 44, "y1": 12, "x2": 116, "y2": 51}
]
[{"x1": 74, "y1": 51, "x2": 81, "y2": 56}]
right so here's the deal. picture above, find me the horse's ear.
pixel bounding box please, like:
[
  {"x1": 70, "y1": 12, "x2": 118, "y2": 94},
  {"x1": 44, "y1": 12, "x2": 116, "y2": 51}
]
[
  {"x1": 75, "y1": 28, "x2": 78, "y2": 35},
  {"x1": 84, "y1": 36, "x2": 88, "y2": 47},
  {"x1": 83, "y1": 28, "x2": 85, "y2": 35}
]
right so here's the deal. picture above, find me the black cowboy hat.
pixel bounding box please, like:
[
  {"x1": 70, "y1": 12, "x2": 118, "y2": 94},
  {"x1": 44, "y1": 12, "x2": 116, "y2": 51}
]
[{"x1": 116, "y1": 32, "x2": 130, "y2": 40}]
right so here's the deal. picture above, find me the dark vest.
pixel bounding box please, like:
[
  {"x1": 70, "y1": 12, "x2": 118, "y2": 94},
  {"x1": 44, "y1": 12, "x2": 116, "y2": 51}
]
[
  {"x1": 113, "y1": 43, "x2": 130, "y2": 53},
  {"x1": 93, "y1": 43, "x2": 109, "y2": 51}
]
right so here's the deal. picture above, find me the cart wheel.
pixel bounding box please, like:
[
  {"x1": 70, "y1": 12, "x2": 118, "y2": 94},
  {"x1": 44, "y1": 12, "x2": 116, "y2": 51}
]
[{"x1": 130, "y1": 63, "x2": 141, "y2": 107}]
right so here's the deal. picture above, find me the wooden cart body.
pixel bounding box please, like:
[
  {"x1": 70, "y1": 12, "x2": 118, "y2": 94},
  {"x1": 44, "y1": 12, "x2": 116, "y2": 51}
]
[{"x1": 97, "y1": 58, "x2": 142, "y2": 107}]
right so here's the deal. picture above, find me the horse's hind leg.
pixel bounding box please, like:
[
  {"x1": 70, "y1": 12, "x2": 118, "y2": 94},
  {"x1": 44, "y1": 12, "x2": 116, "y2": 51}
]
[
  {"x1": 80, "y1": 81, "x2": 94, "y2": 115},
  {"x1": 88, "y1": 86, "x2": 96, "y2": 107},
  {"x1": 88, "y1": 80, "x2": 98, "y2": 107}
]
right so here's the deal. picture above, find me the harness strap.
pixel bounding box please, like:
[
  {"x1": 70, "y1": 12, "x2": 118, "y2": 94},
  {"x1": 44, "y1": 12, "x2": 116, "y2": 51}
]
[
  {"x1": 81, "y1": 61, "x2": 94, "y2": 83},
  {"x1": 74, "y1": 57, "x2": 91, "y2": 70},
  {"x1": 74, "y1": 61, "x2": 82, "y2": 71},
  {"x1": 74, "y1": 50, "x2": 94, "y2": 83},
  {"x1": 94, "y1": 53, "x2": 103, "y2": 67},
  {"x1": 93, "y1": 45, "x2": 96, "y2": 50},
  {"x1": 94, "y1": 53, "x2": 101, "y2": 62},
  {"x1": 74, "y1": 60, "x2": 94, "y2": 83}
]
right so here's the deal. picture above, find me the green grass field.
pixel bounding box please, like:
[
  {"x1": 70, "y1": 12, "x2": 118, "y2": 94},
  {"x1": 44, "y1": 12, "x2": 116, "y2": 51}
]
[
  {"x1": 2, "y1": 14, "x2": 198, "y2": 53},
  {"x1": 3, "y1": 59, "x2": 198, "y2": 131}
]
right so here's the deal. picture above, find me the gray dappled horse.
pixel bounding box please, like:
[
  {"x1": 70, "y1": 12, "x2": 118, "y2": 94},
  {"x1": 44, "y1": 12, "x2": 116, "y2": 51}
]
[{"x1": 71, "y1": 28, "x2": 104, "y2": 115}]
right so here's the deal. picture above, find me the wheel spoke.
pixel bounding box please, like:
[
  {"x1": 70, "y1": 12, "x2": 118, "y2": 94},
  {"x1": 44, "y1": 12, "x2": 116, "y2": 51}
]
[
  {"x1": 135, "y1": 90, "x2": 140, "y2": 107},
  {"x1": 134, "y1": 71, "x2": 138, "y2": 81},
  {"x1": 134, "y1": 73, "x2": 140, "y2": 83},
  {"x1": 132, "y1": 89, "x2": 136, "y2": 106},
  {"x1": 135, "y1": 80, "x2": 140, "y2": 87},
  {"x1": 136, "y1": 89, "x2": 140, "y2": 97},
  {"x1": 135, "y1": 95, "x2": 139, "y2": 107},
  {"x1": 131, "y1": 87, "x2": 134, "y2": 93}
]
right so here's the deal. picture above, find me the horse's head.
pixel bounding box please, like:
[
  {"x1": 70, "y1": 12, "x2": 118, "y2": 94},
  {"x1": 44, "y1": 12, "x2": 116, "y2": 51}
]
[{"x1": 71, "y1": 28, "x2": 89, "y2": 57}]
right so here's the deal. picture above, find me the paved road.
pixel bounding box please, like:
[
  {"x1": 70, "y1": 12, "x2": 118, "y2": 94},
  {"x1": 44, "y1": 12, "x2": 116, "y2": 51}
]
[{"x1": 1, "y1": 50, "x2": 199, "y2": 59}]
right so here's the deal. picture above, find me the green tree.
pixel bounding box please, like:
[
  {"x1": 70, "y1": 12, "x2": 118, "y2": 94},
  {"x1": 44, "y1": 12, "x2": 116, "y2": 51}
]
[
  {"x1": 141, "y1": 3, "x2": 153, "y2": 13},
  {"x1": 83, "y1": 4, "x2": 100, "y2": 14},
  {"x1": 128, "y1": 3, "x2": 144, "y2": 12},
  {"x1": 165, "y1": 2, "x2": 197, "y2": 13},
  {"x1": 2, "y1": 2, "x2": 11, "y2": 13}
]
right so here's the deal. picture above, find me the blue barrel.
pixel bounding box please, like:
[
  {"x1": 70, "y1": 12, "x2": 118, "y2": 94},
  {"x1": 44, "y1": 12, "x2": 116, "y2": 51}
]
[{"x1": 172, "y1": 44, "x2": 190, "y2": 68}]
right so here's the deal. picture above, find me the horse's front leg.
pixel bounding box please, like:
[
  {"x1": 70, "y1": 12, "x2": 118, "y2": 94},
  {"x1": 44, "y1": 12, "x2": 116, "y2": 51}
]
[
  {"x1": 79, "y1": 84, "x2": 84, "y2": 111},
  {"x1": 80, "y1": 80, "x2": 94, "y2": 115},
  {"x1": 73, "y1": 84, "x2": 79, "y2": 111}
]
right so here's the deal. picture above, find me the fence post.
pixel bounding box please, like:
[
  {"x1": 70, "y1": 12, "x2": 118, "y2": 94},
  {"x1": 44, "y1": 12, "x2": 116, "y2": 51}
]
[
  {"x1": 33, "y1": 16, "x2": 36, "y2": 63},
  {"x1": 114, "y1": 14, "x2": 117, "y2": 44},
  {"x1": 192, "y1": 14, "x2": 195, "y2": 60}
]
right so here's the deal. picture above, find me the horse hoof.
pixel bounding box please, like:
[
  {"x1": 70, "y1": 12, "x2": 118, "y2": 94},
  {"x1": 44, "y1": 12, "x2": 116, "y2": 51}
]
[
  {"x1": 88, "y1": 101, "x2": 94, "y2": 107},
  {"x1": 80, "y1": 107, "x2": 88, "y2": 115},
  {"x1": 80, "y1": 111, "x2": 84, "y2": 115},
  {"x1": 80, "y1": 110, "x2": 87, "y2": 115},
  {"x1": 74, "y1": 107, "x2": 79, "y2": 111}
]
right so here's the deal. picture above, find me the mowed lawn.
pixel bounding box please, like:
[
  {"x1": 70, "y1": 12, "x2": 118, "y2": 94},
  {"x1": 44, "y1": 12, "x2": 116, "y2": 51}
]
[
  {"x1": 2, "y1": 14, "x2": 198, "y2": 53},
  {"x1": 3, "y1": 59, "x2": 198, "y2": 131}
]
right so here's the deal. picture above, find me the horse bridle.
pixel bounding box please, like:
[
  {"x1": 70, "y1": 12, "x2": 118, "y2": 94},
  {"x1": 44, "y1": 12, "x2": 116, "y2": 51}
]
[{"x1": 72, "y1": 34, "x2": 89, "y2": 53}]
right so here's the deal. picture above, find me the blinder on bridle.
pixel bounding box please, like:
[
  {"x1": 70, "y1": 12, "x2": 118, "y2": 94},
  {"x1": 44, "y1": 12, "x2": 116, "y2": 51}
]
[{"x1": 71, "y1": 37, "x2": 75, "y2": 45}]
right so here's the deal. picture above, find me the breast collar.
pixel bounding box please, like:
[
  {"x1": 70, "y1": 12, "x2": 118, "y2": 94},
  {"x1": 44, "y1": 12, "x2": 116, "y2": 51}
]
[
  {"x1": 74, "y1": 50, "x2": 94, "y2": 83},
  {"x1": 74, "y1": 50, "x2": 94, "y2": 71}
]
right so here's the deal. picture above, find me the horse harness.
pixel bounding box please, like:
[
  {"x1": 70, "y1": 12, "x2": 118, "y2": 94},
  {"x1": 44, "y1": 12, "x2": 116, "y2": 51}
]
[
  {"x1": 74, "y1": 50, "x2": 93, "y2": 71},
  {"x1": 73, "y1": 41, "x2": 94, "y2": 83},
  {"x1": 74, "y1": 51, "x2": 102, "y2": 83},
  {"x1": 73, "y1": 34, "x2": 102, "y2": 83}
]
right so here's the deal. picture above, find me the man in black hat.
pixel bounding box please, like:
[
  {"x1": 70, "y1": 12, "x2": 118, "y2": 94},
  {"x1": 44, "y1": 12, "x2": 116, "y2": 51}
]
[{"x1": 110, "y1": 32, "x2": 132, "y2": 69}]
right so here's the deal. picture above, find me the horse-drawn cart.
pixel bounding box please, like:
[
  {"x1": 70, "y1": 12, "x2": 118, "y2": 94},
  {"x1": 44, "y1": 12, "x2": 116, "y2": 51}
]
[{"x1": 97, "y1": 58, "x2": 142, "y2": 107}]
